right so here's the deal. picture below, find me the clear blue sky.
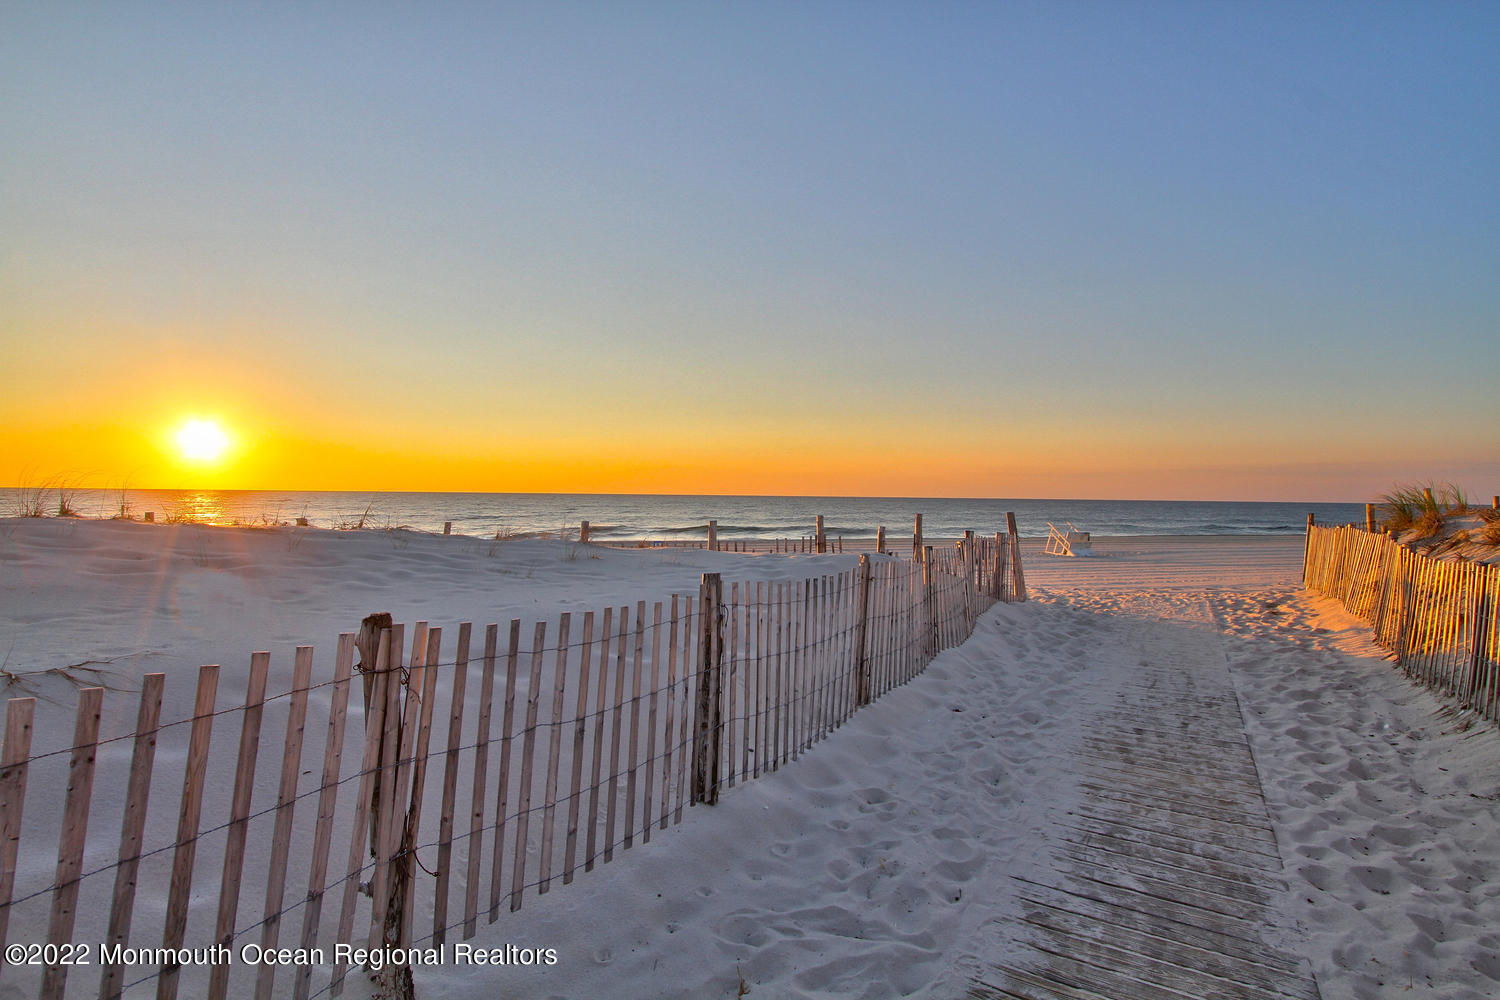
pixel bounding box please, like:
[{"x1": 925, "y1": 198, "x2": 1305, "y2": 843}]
[{"x1": 3, "y1": 1, "x2": 1496, "y2": 500}]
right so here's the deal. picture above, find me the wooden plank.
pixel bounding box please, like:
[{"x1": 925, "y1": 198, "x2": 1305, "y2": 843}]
[
  {"x1": 853, "y1": 556, "x2": 874, "y2": 706},
  {"x1": 0, "y1": 697, "x2": 36, "y2": 988},
  {"x1": 1012, "y1": 882, "x2": 1307, "y2": 975},
  {"x1": 752, "y1": 581, "x2": 765, "y2": 780},
  {"x1": 40, "y1": 686, "x2": 104, "y2": 999},
  {"x1": 741, "y1": 581, "x2": 754, "y2": 778},
  {"x1": 604, "y1": 606, "x2": 628, "y2": 859},
  {"x1": 815, "y1": 575, "x2": 827, "y2": 741},
  {"x1": 792, "y1": 579, "x2": 805, "y2": 758},
  {"x1": 487, "y1": 620, "x2": 521, "y2": 922},
  {"x1": 585, "y1": 607, "x2": 613, "y2": 870},
  {"x1": 624, "y1": 601, "x2": 645, "y2": 845},
  {"x1": 332, "y1": 629, "x2": 391, "y2": 996},
  {"x1": 538, "y1": 614, "x2": 571, "y2": 893},
  {"x1": 659, "y1": 599, "x2": 678, "y2": 832},
  {"x1": 462, "y1": 624, "x2": 499, "y2": 938},
  {"x1": 509, "y1": 621, "x2": 547, "y2": 912},
  {"x1": 726, "y1": 582, "x2": 739, "y2": 789},
  {"x1": 291, "y1": 633, "x2": 355, "y2": 1000},
  {"x1": 775, "y1": 583, "x2": 787, "y2": 769},
  {"x1": 397, "y1": 626, "x2": 443, "y2": 947},
  {"x1": 433, "y1": 622, "x2": 473, "y2": 944},
  {"x1": 98, "y1": 674, "x2": 164, "y2": 1000},
  {"x1": 253, "y1": 645, "x2": 316, "y2": 1000},
  {"x1": 675, "y1": 597, "x2": 694, "y2": 822},
  {"x1": 643, "y1": 601, "x2": 663, "y2": 844},
  {"x1": 563, "y1": 612, "x2": 595, "y2": 883},
  {"x1": 206, "y1": 652, "x2": 271, "y2": 1000}
]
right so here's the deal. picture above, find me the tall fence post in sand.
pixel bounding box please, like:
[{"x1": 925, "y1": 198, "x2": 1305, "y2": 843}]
[
  {"x1": 913, "y1": 514, "x2": 923, "y2": 559},
  {"x1": 692, "y1": 574, "x2": 724, "y2": 805},
  {"x1": 853, "y1": 555, "x2": 875, "y2": 707},
  {"x1": 707, "y1": 520, "x2": 717, "y2": 552},
  {"x1": 443, "y1": 521, "x2": 452, "y2": 535},
  {"x1": 1492, "y1": 496, "x2": 1498, "y2": 510},
  {"x1": 1303, "y1": 513, "x2": 1315, "y2": 584},
  {"x1": 876, "y1": 525, "x2": 886, "y2": 555},
  {"x1": 815, "y1": 515, "x2": 826, "y2": 554},
  {"x1": 1006, "y1": 513, "x2": 1027, "y2": 602},
  {"x1": 580, "y1": 520, "x2": 590, "y2": 544},
  {"x1": 1366, "y1": 504, "x2": 1376, "y2": 533}
]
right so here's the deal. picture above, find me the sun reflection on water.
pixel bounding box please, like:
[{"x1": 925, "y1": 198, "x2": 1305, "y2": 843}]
[{"x1": 170, "y1": 492, "x2": 229, "y2": 525}]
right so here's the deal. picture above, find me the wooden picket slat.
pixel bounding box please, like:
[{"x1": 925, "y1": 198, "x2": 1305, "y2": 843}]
[
  {"x1": 463, "y1": 624, "x2": 499, "y2": 938},
  {"x1": 510, "y1": 621, "x2": 548, "y2": 912},
  {"x1": 40, "y1": 685, "x2": 104, "y2": 1000},
  {"x1": 643, "y1": 601, "x2": 663, "y2": 845},
  {"x1": 487, "y1": 620, "x2": 521, "y2": 922},
  {"x1": 586, "y1": 607, "x2": 613, "y2": 870},
  {"x1": 0, "y1": 696, "x2": 37, "y2": 986},
  {"x1": 253, "y1": 645, "x2": 315, "y2": 1000},
  {"x1": 433, "y1": 622, "x2": 473, "y2": 944},
  {"x1": 624, "y1": 600, "x2": 645, "y2": 847},
  {"x1": 207, "y1": 651, "x2": 271, "y2": 1000},
  {"x1": 292, "y1": 633, "x2": 355, "y2": 1000},
  {"x1": 98, "y1": 674, "x2": 164, "y2": 1000},
  {"x1": 333, "y1": 628, "x2": 392, "y2": 996},
  {"x1": 539, "y1": 614, "x2": 572, "y2": 893},
  {"x1": 564, "y1": 613, "x2": 595, "y2": 883},
  {"x1": 659, "y1": 598, "x2": 679, "y2": 832},
  {"x1": 604, "y1": 606, "x2": 629, "y2": 861}
]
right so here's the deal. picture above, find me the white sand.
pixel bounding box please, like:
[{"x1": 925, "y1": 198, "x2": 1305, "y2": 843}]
[{"x1": 1, "y1": 521, "x2": 1496, "y2": 999}]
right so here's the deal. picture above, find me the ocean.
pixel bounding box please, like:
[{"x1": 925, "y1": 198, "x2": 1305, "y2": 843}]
[{"x1": 0, "y1": 489, "x2": 1366, "y2": 541}]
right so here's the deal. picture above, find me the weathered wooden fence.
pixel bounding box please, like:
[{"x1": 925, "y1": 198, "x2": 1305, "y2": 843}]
[
  {"x1": 1303, "y1": 523, "x2": 1499, "y2": 724},
  {"x1": 0, "y1": 530, "x2": 1024, "y2": 999}
]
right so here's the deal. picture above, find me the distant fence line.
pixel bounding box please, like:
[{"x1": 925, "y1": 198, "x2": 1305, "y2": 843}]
[
  {"x1": 1303, "y1": 522, "x2": 1498, "y2": 725},
  {"x1": 0, "y1": 523, "x2": 1026, "y2": 1000}
]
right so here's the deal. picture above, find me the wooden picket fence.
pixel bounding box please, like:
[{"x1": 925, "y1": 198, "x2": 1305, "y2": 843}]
[
  {"x1": 0, "y1": 529, "x2": 1024, "y2": 999},
  {"x1": 1303, "y1": 523, "x2": 1499, "y2": 724}
]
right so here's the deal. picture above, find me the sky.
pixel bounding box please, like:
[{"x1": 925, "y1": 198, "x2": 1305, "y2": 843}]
[{"x1": 2, "y1": 1, "x2": 1496, "y2": 502}]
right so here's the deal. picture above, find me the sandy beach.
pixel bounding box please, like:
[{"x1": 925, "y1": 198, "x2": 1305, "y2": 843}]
[{"x1": 1, "y1": 521, "x2": 1496, "y2": 999}]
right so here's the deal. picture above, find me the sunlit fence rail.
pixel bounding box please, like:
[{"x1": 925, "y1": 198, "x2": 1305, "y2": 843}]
[
  {"x1": 1303, "y1": 523, "x2": 1499, "y2": 725},
  {"x1": 0, "y1": 529, "x2": 1025, "y2": 999}
]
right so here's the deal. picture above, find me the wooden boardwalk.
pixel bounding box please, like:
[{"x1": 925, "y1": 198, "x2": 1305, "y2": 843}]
[{"x1": 970, "y1": 619, "x2": 1321, "y2": 1000}]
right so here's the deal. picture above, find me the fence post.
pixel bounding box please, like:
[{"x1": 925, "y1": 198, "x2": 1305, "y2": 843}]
[
  {"x1": 1006, "y1": 513, "x2": 1027, "y2": 602},
  {"x1": 913, "y1": 514, "x2": 923, "y2": 559},
  {"x1": 580, "y1": 520, "x2": 590, "y2": 544},
  {"x1": 815, "y1": 515, "x2": 826, "y2": 554},
  {"x1": 876, "y1": 525, "x2": 886, "y2": 555},
  {"x1": 707, "y1": 520, "x2": 717, "y2": 552},
  {"x1": 853, "y1": 555, "x2": 875, "y2": 706},
  {"x1": 692, "y1": 574, "x2": 724, "y2": 805},
  {"x1": 443, "y1": 521, "x2": 452, "y2": 535},
  {"x1": 1302, "y1": 513, "x2": 1315, "y2": 584},
  {"x1": 1366, "y1": 504, "x2": 1376, "y2": 533}
]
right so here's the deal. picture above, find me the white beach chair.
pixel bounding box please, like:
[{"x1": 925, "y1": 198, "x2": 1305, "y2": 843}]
[{"x1": 1044, "y1": 521, "x2": 1094, "y2": 557}]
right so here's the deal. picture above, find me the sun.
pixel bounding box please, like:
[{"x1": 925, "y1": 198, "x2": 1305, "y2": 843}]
[{"x1": 174, "y1": 418, "x2": 231, "y2": 464}]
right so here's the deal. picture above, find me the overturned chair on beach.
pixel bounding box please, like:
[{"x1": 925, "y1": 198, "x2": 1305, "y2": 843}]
[{"x1": 1044, "y1": 521, "x2": 1094, "y2": 557}]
